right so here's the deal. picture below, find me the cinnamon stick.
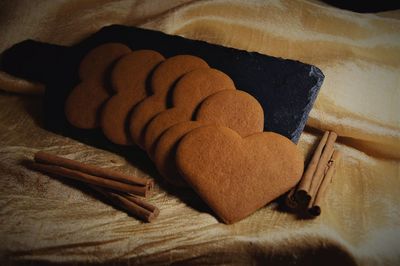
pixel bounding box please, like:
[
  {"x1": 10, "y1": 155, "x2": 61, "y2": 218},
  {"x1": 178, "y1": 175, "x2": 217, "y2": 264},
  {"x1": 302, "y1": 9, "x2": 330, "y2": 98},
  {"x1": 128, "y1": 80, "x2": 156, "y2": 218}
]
[
  {"x1": 123, "y1": 194, "x2": 160, "y2": 215},
  {"x1": 308, "y1": 150, "x2": 341, "y2": 217},
  {"x1": 295, "y1": 131, "x2": 337, "y2": 204},
  {"x1": 91, "y1": 186, "x2": 159, "y2": 222},
  {"x1": 295, "y1": 131, "x2": 329, "y2": 204},
  {"x1": 285, "y1": 187, "x2": 298, "y2": 209},
  {"x1": 34, "y1": 151, "x2": 152, "y2": 188},
  {"x1": 29, "y1": 162, "x2": 151, "y2": 197},
  {"x1": 307, "y1": 132, "x2": 337, "y2": 199}
]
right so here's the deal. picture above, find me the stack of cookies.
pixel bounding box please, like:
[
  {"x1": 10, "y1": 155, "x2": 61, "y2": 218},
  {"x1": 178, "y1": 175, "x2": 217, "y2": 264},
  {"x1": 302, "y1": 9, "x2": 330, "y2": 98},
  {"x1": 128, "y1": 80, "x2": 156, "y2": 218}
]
[{"x1": 64, "y1": 43, "x2": 304, "y2": 224}]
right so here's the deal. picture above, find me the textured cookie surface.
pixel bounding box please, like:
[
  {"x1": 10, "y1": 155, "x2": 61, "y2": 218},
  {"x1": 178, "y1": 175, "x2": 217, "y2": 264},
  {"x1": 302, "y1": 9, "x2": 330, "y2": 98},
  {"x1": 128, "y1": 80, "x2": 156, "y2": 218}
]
[
  {"x1": 196, "y1": 90, "x2": 264, "y2": 137},
  {"x1": 154, "y1": 122, "x2": 207, "y2": 187},
  {"x1": 176, "y1": 126, "x2": 304, "y2": 224},
  {"x1": 101, "y1": 50, "x2": 164, "y2": 145},
  {"x1": 129, "y1": 55, "x2": 209, "y2": 148},
  {"x1": 154, "y1": 90, "x2": 264, "y2": 187},
  {"x1": 65, "y1": 43, "x2": 131, "y2": 129},
  {"x1": 144, "y1": 68, "x2": 235, "y2": 156}
]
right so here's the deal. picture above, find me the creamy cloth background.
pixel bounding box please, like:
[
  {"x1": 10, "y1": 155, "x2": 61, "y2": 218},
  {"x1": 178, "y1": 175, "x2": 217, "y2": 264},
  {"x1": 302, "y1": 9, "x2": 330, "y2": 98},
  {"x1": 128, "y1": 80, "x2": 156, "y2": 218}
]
[{"x1": 0, "y1": 0, "x2": 399, "y2": 265}]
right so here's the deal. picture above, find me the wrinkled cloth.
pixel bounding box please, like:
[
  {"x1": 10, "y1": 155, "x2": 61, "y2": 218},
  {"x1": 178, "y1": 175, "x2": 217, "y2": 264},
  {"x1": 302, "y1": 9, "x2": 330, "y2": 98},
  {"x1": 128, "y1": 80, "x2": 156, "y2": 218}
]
[{"x1": 0, "y1": 0, "x2": 399, "y2": 265}]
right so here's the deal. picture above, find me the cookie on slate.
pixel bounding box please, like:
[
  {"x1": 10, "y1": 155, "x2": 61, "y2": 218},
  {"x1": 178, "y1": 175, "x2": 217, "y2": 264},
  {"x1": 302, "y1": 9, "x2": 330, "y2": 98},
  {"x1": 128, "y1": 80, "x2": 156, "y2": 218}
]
[
  {"x1": 153, "y1": 121, "x2": 207, "y2": 187},
  {"x1": 129, "y1": 55, "x2": 209, "y2": 149},
  {"x1": 101, "y1": 50, "x2": 165, "y2": 145},
  {"x1": 144, "y1": 68, "x2": 236, "y2": 156},
  {"x1": 196, "y1": 90, "x2": 264, "y2": 137},
  {"x1": 154, "y1": 90, "x2": 264, "y2": 187},
  {"x1": 65, "y1": 43, "x2": 131, "y2": 129},
  {"x1": 176, "y1": 126, "x2": 304, "y2": 224}
]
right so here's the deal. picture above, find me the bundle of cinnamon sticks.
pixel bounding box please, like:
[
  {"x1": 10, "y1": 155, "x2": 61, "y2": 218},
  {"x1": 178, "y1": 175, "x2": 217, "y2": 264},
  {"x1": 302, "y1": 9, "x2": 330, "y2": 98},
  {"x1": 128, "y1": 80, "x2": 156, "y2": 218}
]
[
  {"x1": 286, "y1": 131, "x2": 341, "y2": 217},
  {"x1": 29, "y1": 151, "x2": 159, "y2": 222}
]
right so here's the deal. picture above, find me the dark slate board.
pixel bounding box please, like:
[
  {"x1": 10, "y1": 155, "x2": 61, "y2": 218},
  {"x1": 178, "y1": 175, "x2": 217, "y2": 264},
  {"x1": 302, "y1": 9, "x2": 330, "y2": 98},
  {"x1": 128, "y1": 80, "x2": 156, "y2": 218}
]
[{"x1": 0, "y1": 25, "x2": 324, "y2": 154}]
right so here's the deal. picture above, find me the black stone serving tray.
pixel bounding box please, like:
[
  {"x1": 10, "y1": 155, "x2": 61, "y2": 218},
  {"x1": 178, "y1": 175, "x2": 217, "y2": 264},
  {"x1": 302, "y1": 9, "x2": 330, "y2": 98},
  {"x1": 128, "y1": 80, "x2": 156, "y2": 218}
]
[{"x1": 0, "y1": 25, "x2": 324, "y2": 157}]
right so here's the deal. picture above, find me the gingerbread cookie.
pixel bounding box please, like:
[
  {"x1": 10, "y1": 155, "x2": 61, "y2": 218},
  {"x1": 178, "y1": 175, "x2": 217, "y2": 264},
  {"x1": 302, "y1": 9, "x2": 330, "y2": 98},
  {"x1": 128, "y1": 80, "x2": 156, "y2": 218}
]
[
  {"x1": 129, "y1": 55, "x2": 209, "y2": 148},
  {"x1": 153, "y1": 90, "x2": 264, "y2": 187},
  {"x1": 196, "y1": 90, "x2": 264, "y2": 137},
  {"x1": 100, "y1": 50, "x2": 165, "y2": 145},
  {"x1": 65, "y1": 43, "x2": 131, "y2": 129},
  {"x1": 176, "y1": 126, "x2": 304, "y2": 224},
  {"x1": 144, "y1": 68, "x2": 236, "y2": 156},
  {"x1": 153, "y1": 121, "x2": 207, "y2": 187}
]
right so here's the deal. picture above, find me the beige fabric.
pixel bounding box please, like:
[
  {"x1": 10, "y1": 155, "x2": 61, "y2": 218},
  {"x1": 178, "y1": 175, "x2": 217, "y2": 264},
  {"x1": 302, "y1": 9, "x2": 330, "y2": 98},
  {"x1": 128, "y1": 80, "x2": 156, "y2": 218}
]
[{"x1": 0, "y1": 0, "x2": 399, "y2": 265}]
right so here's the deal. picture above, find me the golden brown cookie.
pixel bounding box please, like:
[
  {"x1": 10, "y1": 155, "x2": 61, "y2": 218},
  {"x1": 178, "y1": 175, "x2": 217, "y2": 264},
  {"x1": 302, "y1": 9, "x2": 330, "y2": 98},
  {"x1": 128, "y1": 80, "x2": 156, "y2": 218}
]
[
  {"x1": 144, "y1": 68, "x2": 236, "y2": 156},
  {"x1": 153, "y1": 121, "x2": 207, "y2": 187},
  {"x1": 65, "y1": 43, "x2": 131, "y2": 129},
  {"x1": 176, "y1": 126, "x2": 304, "y2": 224},
  {"x1": 153, "y1": 90, "x2": 264, "y2": 187},
  {"x1": 129, "y1": 55, "x2": 209, "y2": 149},
  {"x1": 196, "y1": 90, "x2": 264, "y2": 137},
  {"x1": 100, "y1": 50, "x2": 165, "y2": 145}
]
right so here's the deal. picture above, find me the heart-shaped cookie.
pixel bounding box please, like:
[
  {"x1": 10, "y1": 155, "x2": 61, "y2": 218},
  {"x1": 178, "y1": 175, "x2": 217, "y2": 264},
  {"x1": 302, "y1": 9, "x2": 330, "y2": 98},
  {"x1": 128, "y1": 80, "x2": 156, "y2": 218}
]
[
  {"x1": 154, "y1": 90, "x2": 264, "y2": 187},
  {"x1": 144, "y1": 68, "x2": 236, "y2": 156},
  {"x1": 153, "y1": 121, "x2": 207, "y2": 187},
  {"x1": 176, "y1": 126, "x2": 304, "y2": 224},
  {"x1": 129, "y1": 55, "x2": 209, "y2": 149},
  {"x1": 65, "y1": 43, "x2": 131, "y2": 129},
  {"x1": 100, "y1": 50, "x2": 164, "y2": 145},
  {"x1": 196, "y1": 90, "x2": 264, "y2": 137}
]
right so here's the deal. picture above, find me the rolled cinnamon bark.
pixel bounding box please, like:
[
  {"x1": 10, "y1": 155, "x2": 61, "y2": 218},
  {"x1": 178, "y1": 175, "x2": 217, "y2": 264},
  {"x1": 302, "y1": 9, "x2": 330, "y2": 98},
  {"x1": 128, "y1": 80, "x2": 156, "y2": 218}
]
[
  {"x1": 308, "y1": 150, "x2": 341, "y2": 217},
  {"x1": 285, "y1": 187, "x2": 298, "y2": 209},
  {"x1": 91, "y1": 186, "x2": 159, "y2": 222},
  {"x1": 29, "y1": 162, "x2": 151, "y2": 197},
  {"x1": 35, "y1": 151, "x2": 152, "y2": 188},
  {"x1": 307, "y1": 132, "x2": 337, "y2": 199},
  {"x1": 124, "y1": 194, "x2": 160, "y2": 215},
  {"x1": 295, "y1": 131, "x2": 330, "y2": 204},
  {"x1": 294, "y1": 131, "x2": 337, "y2": 206}
]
